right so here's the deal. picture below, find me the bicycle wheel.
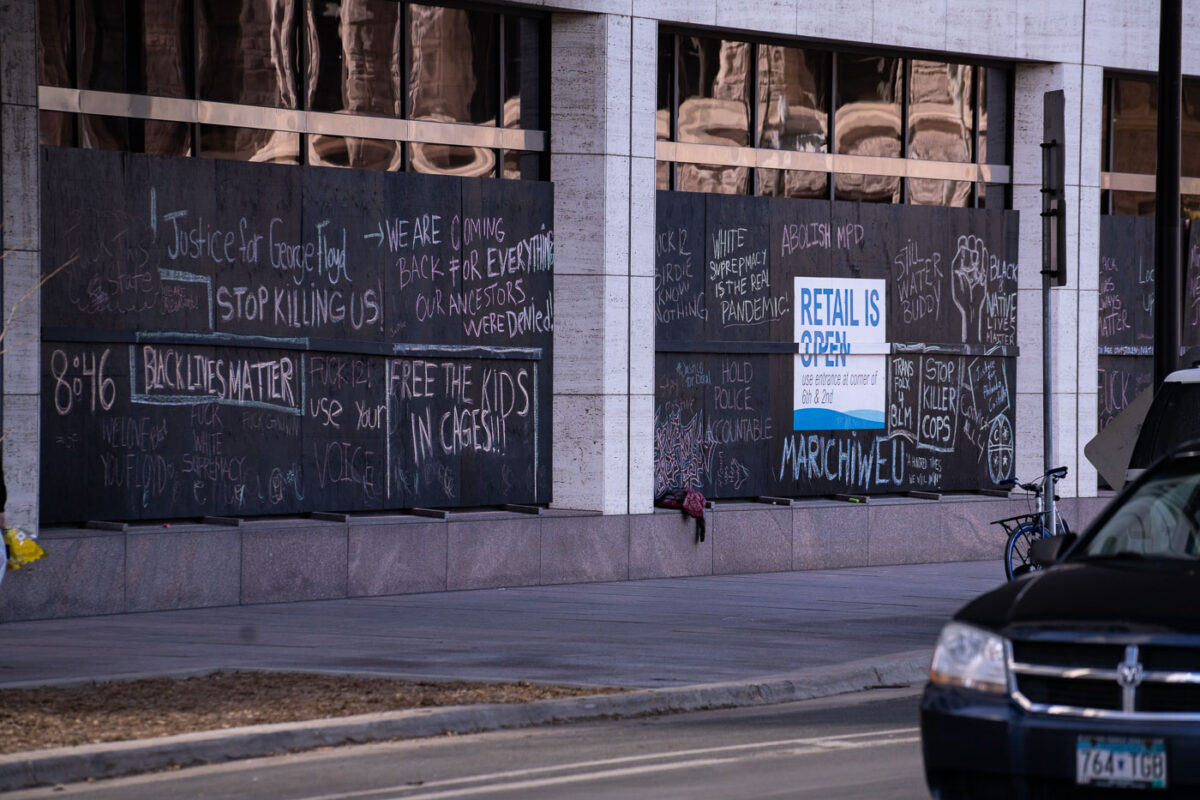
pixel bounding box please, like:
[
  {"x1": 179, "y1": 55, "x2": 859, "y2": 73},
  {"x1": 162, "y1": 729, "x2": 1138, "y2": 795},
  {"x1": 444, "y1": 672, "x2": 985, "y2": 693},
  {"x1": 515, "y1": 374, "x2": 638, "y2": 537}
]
[{"x1": 1005, "y1": 523, "x2": 1041, "y2": 581}]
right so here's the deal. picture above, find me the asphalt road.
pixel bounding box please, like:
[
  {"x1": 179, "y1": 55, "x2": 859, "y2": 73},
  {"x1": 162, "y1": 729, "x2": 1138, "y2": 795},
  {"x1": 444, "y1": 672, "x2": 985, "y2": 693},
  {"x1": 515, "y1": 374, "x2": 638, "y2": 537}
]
[{"x1": 8, "y1": 687, "x2": 930, "y2": 800}]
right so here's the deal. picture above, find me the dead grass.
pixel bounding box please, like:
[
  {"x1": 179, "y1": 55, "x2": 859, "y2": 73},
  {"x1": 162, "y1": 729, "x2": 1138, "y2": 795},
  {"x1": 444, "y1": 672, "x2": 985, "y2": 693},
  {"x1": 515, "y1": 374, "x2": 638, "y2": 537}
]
[{"x1": 0, "y1": 672, "x2": 621, "y2": 754}]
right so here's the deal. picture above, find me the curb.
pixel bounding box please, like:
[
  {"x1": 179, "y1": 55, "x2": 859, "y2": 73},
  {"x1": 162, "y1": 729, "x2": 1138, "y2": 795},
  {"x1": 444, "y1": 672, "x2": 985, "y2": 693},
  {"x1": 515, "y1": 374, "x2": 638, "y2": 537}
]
[{"x1": 0, "y1": 649, "x2": 930, "y2": 792}]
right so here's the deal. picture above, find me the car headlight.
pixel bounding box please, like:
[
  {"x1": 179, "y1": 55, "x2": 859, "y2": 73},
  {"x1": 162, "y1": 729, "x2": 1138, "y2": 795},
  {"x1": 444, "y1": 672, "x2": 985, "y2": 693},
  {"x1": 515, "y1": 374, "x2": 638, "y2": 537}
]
[{"x1": 929, "y1": 621, "x2": 1008, "y2": 694}]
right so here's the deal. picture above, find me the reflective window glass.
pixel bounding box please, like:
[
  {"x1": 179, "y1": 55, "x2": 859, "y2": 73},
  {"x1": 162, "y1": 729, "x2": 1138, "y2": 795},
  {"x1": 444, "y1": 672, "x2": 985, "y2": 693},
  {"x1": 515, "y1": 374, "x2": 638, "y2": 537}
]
[
  {"x1": 1184, "y1": 195, "x2": 1200, "y2": 219},
  {"x1": 78, "y1": 1, "x2": 130, "y2": 93},
  {"x1": 1182, "y1": 79, "x2": 1200, "y2": 178},
  {"x1": 657, "y1": 161, "x2": 671, "y2": 190},
  {"x1": 1111, "y1": 190, "x2": 1155, "y2": 217},
  {"x1": 908, "y1": 60, "x2": 972, "y2": 163},
  {"x1": 33, "y1": 2, "x2": 551, "y2": 177},
  {"x1": 677, "y1": 37, "x2": 751, "y2": 146},
  {"x1": 409, "y1": 5, "x2": 499, "y2": 126},
  {"x1": 757, "y1": 168, "x2": 828, "y2": 199},
  {"x1": 306, "y1": 0, "x2": 403, "y2": 116},
  {"x1": 676, "y1": 163, "x2": 749, "y2": 194},
  {"x1": 142, "y1": 2, "x2": 192, "y2": 97},
  {"x1": 309, "y1": 135, "x2": 402, "y2": 170},
  {"x1": 410, "y1": 143, "x2": 496, "y2": 177},
  {"x1": 834, "y1": 172, "x2": 899, "y2": 203},
  {"x1": 1102, "y1": 76, "x2": 1111, "y2": 173},
  {"x1": 40, "y1": 111, "x2": 77, "y2": 147},
  {"x1": 80, "y1": 118, "x2": 191, "y2": 155},
  {"x1": 503, "y1": 150, "x2": 542, "y2": 180},
  {"x1": 908, "y1": 178, "x2": 971, "y2": 207},
  {"x1": 198, "y1": 0, "x2": 299, "y2": 108},
  {"x1": 504, "y1": 16, "x2": 543, "y2": 130},
  {"x1": 1110, "y1": 76, "x2": 1157, "y2": 175},
  {"x1": 71, "y1": 1, "x2": 192, "y2": 96},
  {"x1": 38, "y1": 0, "x2": 74, "y2": 87},
  {"x1": 80, "y1": 115, "x2": 130, "y2": 151},
  {"x1": 979, "y1": 68, "x2": 1009, "y2": 165},
  {"x1": 757, "y1": 45, "x2": 828, "y2": 153},
  {"x1": 835, "y1": 55, "x2": 901, "y2": 158},
  {"x1": 657, "y1": 32, "x2": 674, "y2": 141},
  {"x1": 657, "y1": 38, "x2": 1010, "y2": 205},
  {"x1": 144, "y1": 120, "x2": 193, "y2": 156},
  {"x1": 199, "y1": 124, "x2": 300, "y2": 163}
]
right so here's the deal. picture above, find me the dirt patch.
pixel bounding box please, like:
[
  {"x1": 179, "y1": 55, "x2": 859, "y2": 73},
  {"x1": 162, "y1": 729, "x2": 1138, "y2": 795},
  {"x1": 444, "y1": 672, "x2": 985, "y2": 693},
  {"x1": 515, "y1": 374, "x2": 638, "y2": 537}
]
[{"x1": 0, "y1": 672, "x2": 622, "y2": 754}]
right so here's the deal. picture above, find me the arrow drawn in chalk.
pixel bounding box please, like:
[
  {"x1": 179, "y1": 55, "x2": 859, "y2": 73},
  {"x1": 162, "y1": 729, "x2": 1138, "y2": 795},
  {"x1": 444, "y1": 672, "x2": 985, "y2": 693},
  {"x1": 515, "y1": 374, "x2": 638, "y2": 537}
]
[{"x1": 363, "y1": 222, "x2": 385, "y2": 246}]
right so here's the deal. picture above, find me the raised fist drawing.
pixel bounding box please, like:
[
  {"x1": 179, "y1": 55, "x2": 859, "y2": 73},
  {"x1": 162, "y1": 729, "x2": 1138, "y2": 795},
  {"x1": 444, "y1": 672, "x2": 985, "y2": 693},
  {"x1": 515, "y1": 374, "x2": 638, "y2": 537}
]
[{"x1": 951, "y1": 234, "x2": 987, "y2": 342}]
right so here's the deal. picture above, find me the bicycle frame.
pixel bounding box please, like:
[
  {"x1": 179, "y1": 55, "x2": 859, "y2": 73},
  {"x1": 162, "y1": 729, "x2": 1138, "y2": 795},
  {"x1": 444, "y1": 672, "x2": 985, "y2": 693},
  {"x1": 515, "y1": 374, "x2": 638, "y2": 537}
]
[{"x1": 994, "y1": 466, "x2": 1069, "y2": 580}]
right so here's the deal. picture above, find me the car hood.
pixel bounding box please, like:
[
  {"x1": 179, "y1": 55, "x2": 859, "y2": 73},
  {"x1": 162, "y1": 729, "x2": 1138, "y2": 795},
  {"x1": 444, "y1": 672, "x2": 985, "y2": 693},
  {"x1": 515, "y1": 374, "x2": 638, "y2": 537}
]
[{"x1": 956, "y1": 560, "x2": 1200, "y2": 636}]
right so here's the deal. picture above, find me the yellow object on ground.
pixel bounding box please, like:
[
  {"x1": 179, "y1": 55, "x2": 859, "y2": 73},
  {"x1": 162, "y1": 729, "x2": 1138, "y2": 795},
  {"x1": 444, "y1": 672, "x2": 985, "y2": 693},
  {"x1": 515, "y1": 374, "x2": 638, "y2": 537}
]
[{"x1": 4, "y1": 527, "x2": 45, "y2": 569}]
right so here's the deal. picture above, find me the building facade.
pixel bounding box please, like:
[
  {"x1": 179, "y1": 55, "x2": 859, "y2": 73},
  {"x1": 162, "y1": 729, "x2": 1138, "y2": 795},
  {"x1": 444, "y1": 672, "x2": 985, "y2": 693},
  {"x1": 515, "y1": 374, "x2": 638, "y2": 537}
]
[{"x1": 0, "y1": 0, "x2": 1187, "y2": 620}]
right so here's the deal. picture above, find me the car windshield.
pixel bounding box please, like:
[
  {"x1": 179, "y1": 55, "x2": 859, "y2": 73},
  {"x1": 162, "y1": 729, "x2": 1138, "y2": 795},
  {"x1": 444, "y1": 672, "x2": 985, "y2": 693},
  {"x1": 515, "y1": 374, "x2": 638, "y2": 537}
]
[
  {"x1": 1130, "y1": 383, "x2": 1200, "y2": 469},
  {"x1": 1081, "y1": 464, "x2": 1200, "y2": 560}
]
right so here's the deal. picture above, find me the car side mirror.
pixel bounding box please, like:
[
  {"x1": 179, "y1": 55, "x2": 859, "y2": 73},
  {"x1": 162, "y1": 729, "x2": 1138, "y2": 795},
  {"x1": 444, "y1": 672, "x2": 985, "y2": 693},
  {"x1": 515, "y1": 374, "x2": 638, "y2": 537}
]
[{"x1": 1030, "y1": 533, "x2": 1076, "y2": 566}]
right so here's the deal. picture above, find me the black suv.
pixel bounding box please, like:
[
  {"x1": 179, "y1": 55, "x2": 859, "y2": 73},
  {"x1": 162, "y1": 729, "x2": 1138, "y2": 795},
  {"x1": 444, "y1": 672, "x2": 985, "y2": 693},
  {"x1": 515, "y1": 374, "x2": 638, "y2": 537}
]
[{"x1": 921, "y1": 451, "x2": 1200, "y2": 798}]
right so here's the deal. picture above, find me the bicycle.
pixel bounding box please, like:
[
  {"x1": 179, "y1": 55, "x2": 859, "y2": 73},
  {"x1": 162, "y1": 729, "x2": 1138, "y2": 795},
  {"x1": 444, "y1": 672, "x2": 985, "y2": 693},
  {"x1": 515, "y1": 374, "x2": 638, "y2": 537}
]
[{"x1": 993, "y1": 466, "x2": 1070, "y2": 580}]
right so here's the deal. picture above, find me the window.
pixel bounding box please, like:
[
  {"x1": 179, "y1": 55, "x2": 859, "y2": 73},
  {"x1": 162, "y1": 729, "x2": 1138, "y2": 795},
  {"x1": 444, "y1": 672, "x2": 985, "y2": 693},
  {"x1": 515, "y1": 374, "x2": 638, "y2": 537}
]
[
  {"x1": 199, "y1": 0, "x2": 298, "y2": 108},
  {"x1": 907, "y1": 59, "x2": 973, "y2": 207},
  {"x1": 756, "y1": 44, "x2": 828, "y2": 199},
  {"x1": 408, "y1": 5, "x2": 499, "y2": 177},
  {"x1": 1101, "y1": 72, "x2": 1200, "y2": 217},
  {"x1": 675, "y1": 36, "x2": 751, "y2": 193},
  {"x1": 36, "y1": 0, "x2": 548, "y2": 180},
  {"x1": 656, "y1": 31, "x2": 1012, "y2": 206}
]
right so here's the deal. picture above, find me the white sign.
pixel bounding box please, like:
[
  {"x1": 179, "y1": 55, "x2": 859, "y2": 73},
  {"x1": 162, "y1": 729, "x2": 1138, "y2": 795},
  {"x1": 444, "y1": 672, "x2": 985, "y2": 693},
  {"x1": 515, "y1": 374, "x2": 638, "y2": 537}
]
[{"x1": 793, "y1": 277, "x2": 887, "y2": 430}]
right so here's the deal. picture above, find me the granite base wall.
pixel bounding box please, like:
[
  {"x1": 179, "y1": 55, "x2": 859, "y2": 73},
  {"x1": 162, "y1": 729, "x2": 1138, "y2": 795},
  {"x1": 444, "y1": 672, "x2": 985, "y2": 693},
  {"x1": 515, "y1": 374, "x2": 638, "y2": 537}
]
[{"x1": 0, "y1": 494, "x2": 1116, "y2": 622}]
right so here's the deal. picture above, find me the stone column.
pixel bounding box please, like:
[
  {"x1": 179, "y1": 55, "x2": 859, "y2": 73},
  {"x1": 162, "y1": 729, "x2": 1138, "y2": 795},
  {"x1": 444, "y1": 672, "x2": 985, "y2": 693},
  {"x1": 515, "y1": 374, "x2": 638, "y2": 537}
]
[
  {"x1": 549, "y1": 12, "x2": 656, "y2": 514},
  {"x1": 0, "y1": 0, "x2": 41, "y2": 528},
  {"x1": 1012, "y1": 62, "x2": 1100, "y2": 499}
]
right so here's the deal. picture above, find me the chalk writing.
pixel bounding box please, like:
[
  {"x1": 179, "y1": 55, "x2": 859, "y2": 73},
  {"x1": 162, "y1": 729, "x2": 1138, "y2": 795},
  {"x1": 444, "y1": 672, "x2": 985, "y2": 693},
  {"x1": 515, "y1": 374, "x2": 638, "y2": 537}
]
[
  {"x1": 709, "y1": 227, "x2": 788, "y2": 327},
  {"x1": 778, "y1": 432, "x2": 905, "y2": 491},
  {"x1": 916, "y1": 356, "x2": 959, "y2": 452},
  {"x1": 50, "y1": 347, "x2": 117, "y2": 416},
  {"x1": 656, "y1": 226, "x2": 706, "y2": 325},
  {"x1": 1098, "y1": 361, "x2": 1153, "y2": 431},
  {"x1": 138, "y1": 345, "x2": 302, "y2": 412},
  {"x1": 388, "y1": 358, "x2": 533, "y2": 468},
  {"x1": 894, "y1": 240, "x2": 943, "y2": 326},
  {"x1": 779, "y1": 221, "x2": 865, "y2": 256},
  {"x1": 657, "y1": 193, "x2": 1020, "y2": 498},
  {"x1": 41, "y1": 149, "x2": 554, "y2": 522}
]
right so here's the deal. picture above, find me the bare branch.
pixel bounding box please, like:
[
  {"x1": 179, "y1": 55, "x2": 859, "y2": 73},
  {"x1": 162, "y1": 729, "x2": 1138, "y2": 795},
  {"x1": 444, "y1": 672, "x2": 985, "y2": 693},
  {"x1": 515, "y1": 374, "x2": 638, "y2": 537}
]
[{"x1": 0, "y1": 253, "x2": 79, "y2": 349}]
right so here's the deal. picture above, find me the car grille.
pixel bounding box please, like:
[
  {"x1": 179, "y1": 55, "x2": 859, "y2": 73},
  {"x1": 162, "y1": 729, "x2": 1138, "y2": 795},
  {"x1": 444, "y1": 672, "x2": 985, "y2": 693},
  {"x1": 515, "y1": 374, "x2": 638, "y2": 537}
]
[{"x1": 1010, "y1": 639, "x2": 1200, "y2": 716}]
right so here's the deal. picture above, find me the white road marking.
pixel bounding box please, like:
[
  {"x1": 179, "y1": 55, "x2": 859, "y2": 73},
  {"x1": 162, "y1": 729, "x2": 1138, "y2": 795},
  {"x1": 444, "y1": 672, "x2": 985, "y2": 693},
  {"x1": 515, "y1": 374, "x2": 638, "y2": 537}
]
[{"x1": 292, "y1": 727, "x2": 920, "y2": 800}]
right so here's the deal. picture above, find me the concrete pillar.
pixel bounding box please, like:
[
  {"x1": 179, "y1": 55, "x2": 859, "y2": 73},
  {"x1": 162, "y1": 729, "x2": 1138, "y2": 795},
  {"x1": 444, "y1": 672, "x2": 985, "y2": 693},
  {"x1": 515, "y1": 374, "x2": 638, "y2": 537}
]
[
  {"x1": 549, "y1": 12, "x2": 656, "y2": 514},
  {"x1": 1012, "y1": 61, "x2": 1099, "y2": 499},
  {"x1": 0, "y1": 0, "x2": 41, "y2": 529}
]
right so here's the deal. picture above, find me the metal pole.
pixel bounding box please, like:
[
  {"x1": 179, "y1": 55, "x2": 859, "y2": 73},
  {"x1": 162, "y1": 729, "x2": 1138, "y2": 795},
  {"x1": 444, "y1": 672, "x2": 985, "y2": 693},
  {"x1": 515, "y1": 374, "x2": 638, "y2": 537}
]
[
  {"x1": 1042, "y1": 192, "x2": 1056, "y2": 536},
  {"x1": 1041, "y1": 91, "x2": 1062, "y2": 538},
  {"x1": 1155, "y1": 0, "x2": 1183, "y2": 386}
]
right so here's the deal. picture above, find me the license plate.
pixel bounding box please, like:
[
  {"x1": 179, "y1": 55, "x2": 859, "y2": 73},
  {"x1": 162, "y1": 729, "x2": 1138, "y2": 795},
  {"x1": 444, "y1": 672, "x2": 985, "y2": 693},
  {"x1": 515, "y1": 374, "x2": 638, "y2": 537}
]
[{"x1": 1077, "y1": 736, "x2": 1167, "y2": 789}]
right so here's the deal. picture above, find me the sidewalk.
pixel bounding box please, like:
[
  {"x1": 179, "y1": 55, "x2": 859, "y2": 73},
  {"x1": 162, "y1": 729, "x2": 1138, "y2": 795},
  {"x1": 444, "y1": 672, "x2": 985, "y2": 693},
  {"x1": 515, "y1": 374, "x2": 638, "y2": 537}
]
[{"x1": 0, "y1": 560, "x2": 1002, "y2": 790}]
